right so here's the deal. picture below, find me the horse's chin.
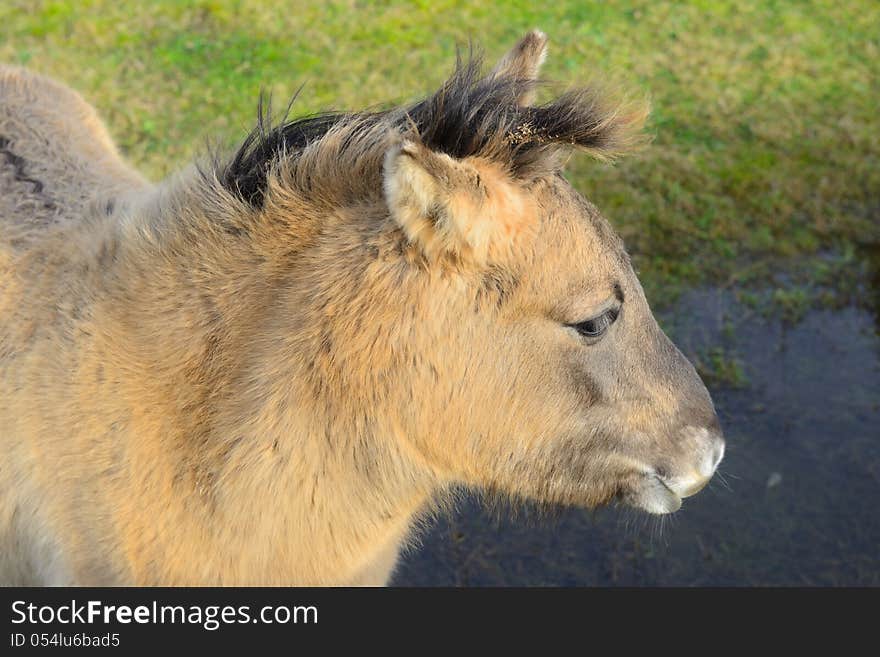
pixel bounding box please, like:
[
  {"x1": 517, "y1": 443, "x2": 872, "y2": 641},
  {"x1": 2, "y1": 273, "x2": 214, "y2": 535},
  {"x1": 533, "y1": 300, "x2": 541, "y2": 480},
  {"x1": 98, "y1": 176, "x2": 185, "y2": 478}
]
[
  {"x1": 623, "y1": 467, "x2": 720, "y2": 514},
  {"x1": 623, "y1": 474, "x2": 683, "y2": 515}
]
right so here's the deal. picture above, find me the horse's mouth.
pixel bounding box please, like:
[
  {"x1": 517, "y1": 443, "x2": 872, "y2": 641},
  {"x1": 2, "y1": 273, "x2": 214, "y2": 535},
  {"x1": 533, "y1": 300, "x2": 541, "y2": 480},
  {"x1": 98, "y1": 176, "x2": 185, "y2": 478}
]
[
  {"x1": 627, "y1": 470, "x2": 713, "y2": 515},
  {"x1": 626, "y1": 430, "x2": 724, "y2": 515},
  {"x1": 627, "y1": 473, "x2": 683, "y2": 514}
]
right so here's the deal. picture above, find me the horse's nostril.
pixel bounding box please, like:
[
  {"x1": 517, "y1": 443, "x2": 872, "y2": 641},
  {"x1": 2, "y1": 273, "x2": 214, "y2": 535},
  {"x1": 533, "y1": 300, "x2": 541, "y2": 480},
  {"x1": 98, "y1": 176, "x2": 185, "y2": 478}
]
[
  {"x1": 710, "y1": 435, "x2": 726, "y2": 471},
  {"x1": 645, "y1": 427, "x2": 724, "y2": 504},
  {"x1": 693, "y1": 422, "x2": 725, "y2": 470},
  {"x1": 681, "y1": 425, "x2": 725, "y2": 476},
  {"x1": 679, "y1": 475, "x2": 711, "y2": 498}
]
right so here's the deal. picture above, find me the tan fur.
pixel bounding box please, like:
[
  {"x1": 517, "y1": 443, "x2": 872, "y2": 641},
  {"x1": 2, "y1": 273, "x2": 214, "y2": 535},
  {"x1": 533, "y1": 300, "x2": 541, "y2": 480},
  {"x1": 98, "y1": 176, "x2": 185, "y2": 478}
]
[
  {"x1": 384, "y1": 142, "x2": 536, "y2": 265},
  {"x1": 0, "y1": 67, "x2": 148, "y2": 242},
  {"x1": 0, "y1": 34, "x2": 723, "y2": 586},
  {"x1": 488, "y1": 28, "x2": 548, "y2": 105}
]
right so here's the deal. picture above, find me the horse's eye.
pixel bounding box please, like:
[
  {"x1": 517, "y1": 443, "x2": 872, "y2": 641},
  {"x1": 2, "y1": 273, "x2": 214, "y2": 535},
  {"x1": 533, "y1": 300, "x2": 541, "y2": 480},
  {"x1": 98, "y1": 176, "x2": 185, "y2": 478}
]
[{"x1": 570, "y1": 307, "x2": 619, "y2": 340}]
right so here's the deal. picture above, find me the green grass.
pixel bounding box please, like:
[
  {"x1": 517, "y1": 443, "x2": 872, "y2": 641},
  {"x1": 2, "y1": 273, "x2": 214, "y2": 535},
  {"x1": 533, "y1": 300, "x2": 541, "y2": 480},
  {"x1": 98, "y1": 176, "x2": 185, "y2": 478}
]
[
  {"x1": 693, "y1": 346, "x2": 749, "y2": 389},
  {"x1": 2, "y1": 0, "x2": 877, "y2": 307}
]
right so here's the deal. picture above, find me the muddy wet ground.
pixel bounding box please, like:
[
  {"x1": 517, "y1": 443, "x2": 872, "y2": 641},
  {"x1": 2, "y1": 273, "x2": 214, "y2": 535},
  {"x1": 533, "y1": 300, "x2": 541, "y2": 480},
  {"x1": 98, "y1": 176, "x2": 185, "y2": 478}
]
[{"x1": 392, "y1": 274, "x2": 880, "y2": 586}]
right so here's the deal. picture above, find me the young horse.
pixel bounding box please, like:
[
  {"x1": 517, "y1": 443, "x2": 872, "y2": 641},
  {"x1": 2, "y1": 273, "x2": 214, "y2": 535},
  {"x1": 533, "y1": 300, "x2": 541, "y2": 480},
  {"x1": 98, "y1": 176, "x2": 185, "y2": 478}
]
[{"x1": 0, "y1": 31, "x2": 724, "y2": 585}]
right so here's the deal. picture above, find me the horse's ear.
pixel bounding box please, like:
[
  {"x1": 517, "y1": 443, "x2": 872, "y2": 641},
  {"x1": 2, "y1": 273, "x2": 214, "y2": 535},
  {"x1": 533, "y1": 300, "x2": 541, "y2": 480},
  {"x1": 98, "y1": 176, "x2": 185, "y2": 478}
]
[
  {"x1": 488, "y1": 29, "x2": 548, "y2": 105},
  {"x1": 383, "y1": 140, "x2": 529, "y2": 265}
]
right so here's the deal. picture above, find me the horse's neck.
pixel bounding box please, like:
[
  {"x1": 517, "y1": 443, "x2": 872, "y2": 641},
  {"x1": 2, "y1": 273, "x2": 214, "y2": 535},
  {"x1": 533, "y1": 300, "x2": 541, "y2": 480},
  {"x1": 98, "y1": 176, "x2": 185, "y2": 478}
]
[
  {"x1": 215, "y1": 430, "x2": 433, "y2": 583},
  {"x1": 203, "y1": 318, "x2": 437, "y2": 583},
  {"x1": 103, "y1": 181, "x2": 435, "y2": 584}
]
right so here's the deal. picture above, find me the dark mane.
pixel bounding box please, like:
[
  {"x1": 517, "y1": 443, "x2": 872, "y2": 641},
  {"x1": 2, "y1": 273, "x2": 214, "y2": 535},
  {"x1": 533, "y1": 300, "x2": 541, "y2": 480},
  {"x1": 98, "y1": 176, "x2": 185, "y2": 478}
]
[{"x1": 221, "y1": 53, "x2": 646, "y2": 208}]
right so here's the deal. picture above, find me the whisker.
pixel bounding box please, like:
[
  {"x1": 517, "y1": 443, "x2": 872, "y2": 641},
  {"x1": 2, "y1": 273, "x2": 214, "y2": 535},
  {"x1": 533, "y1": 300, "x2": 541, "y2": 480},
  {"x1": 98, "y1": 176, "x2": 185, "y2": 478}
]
[{"x1": 713, "y1": 469, "x2": 734, "y2": 492}]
